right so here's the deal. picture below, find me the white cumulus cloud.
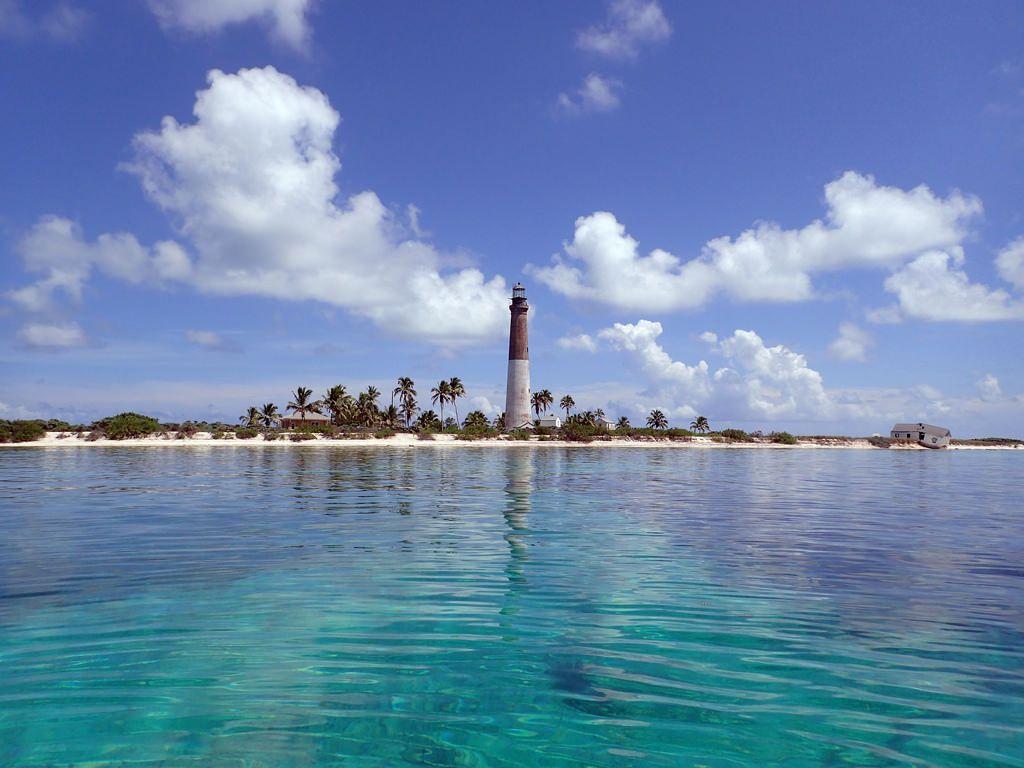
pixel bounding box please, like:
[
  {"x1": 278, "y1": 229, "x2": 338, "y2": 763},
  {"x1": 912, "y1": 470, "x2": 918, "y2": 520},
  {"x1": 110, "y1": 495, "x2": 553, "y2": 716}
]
[
  {"x1": 597, "y1": 320, "x2": 836, "y2": 420},
  {"x1": 147, "y1": 0, "x2": 314, "y2": 50},
  {"x1": 996, "y1": 237, "x2": 1024, "y2": 290},
  {"x1": 528, "y1": 172, "x2": 982, "y2": 313},
  {"x1": 976, "y1": 374, "x2": 1002, "y2": 402},
  {"x1": 8, "y1": 68, "x2": 507, "y2": 349},
  {"x1": 576, "y1": 0, "x2": 672, "y2": 59},
  {"x1": 116, "y1": 66, "x2": 509, "y2": 348},
  {"x1": 557, "y1": 333, "x2": 598, "y2": 352},
  {"x1": 557, "y1": 73, "x2": 622, "y2": 115},
  {"x1": 8, "y1": 216, "x2": 189, "y2": 313},
  {"x1": 884, "y1": 250, "x2": 1024, "y2": 321},
  {"x1": 828, "y1": 322, "x2": 872, "y2": 362},
  {"x1": 18, "y1": 321, "x2": 87, "y2": 349}
]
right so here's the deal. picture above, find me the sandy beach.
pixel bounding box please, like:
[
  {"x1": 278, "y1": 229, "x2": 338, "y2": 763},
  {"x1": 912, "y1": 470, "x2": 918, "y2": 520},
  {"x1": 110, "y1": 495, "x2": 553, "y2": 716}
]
[{"x1": 3, "y1": 433, "x2": 1021, "y2": 450}]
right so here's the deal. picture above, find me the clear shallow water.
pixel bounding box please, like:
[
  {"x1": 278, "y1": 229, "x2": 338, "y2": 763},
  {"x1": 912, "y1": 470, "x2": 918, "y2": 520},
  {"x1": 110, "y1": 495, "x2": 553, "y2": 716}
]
[{"x1": 1, "y1": 447, "x2": 1022, "y2": 767}]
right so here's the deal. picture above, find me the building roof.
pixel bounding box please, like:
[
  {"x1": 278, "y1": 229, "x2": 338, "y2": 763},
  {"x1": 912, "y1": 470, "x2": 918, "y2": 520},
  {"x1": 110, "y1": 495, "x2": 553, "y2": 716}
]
[
  {"x1": 282, "y1": 412, "x2": 329, "y2": 422},
  {"x1": 891, "y1": 422, "x2": 950, "y2": 436}
]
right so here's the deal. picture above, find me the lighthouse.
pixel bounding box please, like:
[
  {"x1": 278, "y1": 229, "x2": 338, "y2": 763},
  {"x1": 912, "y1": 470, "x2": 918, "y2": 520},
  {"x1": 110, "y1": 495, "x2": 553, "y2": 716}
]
[{"x1": 503, "y1": 282, "x2": 531, "y2": 431}]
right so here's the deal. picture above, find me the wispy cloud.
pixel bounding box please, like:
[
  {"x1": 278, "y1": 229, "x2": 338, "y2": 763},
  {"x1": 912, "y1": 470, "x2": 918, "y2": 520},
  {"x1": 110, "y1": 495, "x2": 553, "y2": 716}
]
[
  {"x1": 146, "y1": 0, "x2": 316, "y2": 51},
  {"x1": 555, "y1": 0, "x2": 670, "y2": 117},
  {"x1": 828, "y1": 322, "x2": 872, "y2": 362},
  {"x1": 576, "y1": 0, "x2": 672, "y2": 59},
  {"x1": 0, "y1": 1, "x2": 89, "y2": 43},
  {"x1": 556, "y1": 73, "x2": 622, "y2": 115},
  {"x1": 557, "y1": 333, "x2": 598, "y2": 352},
  {"x1": 18, "y1": 321, "x2": 88, "y2": 350},
  {"x1": 185, "y1": 329, "x2": 241, "y2": 353}
]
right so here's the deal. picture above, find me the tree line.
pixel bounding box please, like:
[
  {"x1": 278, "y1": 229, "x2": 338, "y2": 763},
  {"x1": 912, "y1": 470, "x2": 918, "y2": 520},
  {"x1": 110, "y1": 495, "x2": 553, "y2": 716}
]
[{"x1": 238, "y1": 378, "x2": 713, "y2": 435}]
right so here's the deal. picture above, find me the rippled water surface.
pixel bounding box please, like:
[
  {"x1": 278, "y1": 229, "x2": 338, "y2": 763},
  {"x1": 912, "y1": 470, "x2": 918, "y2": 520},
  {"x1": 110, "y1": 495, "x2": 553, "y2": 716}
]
[{"x1": 1, "y1": 447, "x2": 1023, "y2": 767}]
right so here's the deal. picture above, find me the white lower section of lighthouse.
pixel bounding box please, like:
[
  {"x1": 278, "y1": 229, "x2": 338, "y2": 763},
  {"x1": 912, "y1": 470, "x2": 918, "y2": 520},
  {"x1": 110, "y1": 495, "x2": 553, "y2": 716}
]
[{"x1": 504, "y1": 359, "x2": 531, "y2": 430}]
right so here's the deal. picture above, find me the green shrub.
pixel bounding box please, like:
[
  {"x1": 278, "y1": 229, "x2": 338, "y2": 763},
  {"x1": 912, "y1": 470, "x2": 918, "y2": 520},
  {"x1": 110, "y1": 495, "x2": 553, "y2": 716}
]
[
  {"x1": 289, "y1": 431, "x2": 316, "y2": 442},
  {"x1": 263, "y1": 430, "x2": 280, "y2": 441},
  {"x1": 176, "y1": 422, "x2": 198, "y2": 439},
  {"x1": 666, "y1": 428, "x2": 694, "y2": 439},
  {"x1": 43, "y1": 419, "x2": 72, "y2": 431},
  {"x1": 235, "y1": 427, "x2": 259, "y2": 440},
  {"x1": 719, "y1": 428, "x2": 752, "y2": 442},
  {"x1": 0, "y1": 420, "x2": 47, "y2": 443},
  {"x1": 374, "y1": 428, "x2": 396, "y2": 439},
  {"x1": 508, "y1": 429, "x2": 532, "y2": 441},
  {"x1": 867, "y1": 436, "x2": 892, "y2": 449},
  {"x1": 560, "y1": 422, "x2": 598, "y2": 442},
  {"x1": 292, "y1": 422, "x2": 335, "y2": 436},
  {"x1": 457, "y1": 426, "x2": 499, "y2": 440},
  {"x1": 86, "y1": 429, "x2": 105, "y2": 442},
  {"x1": 416, "y1": 430, "x2": 436, "y2": 441},
  {"x1": 771, "y1": 431, "x2": 798, "y2": 445},
  {"x1": 94, "y1": 412, "x2": 161, "y2": 440}
]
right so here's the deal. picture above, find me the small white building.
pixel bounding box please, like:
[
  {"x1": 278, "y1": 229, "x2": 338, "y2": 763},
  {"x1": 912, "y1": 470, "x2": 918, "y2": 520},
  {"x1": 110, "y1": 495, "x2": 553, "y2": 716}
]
[
  {"x1": 890, "y1": 422, "x2": 951, "y2": 448},
  {"x1": 537, "y1": 415, "x2": 562, "y2": 429},
  {"x1": 597, "y1": 417, "x2": 616, "y2": 431}
]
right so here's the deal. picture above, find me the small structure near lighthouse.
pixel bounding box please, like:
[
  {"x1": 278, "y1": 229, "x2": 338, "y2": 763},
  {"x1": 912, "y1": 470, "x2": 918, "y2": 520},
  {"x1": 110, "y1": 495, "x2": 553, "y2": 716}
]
[{"x1": 504, "y1": 283, "x2": 532, "y2": 431}]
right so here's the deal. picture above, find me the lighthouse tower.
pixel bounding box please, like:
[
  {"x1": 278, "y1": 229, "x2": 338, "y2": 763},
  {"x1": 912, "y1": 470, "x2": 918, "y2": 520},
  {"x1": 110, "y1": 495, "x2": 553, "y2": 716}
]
[{"x1": 503, "y1": 283, "x2": 531, "y2": 431}]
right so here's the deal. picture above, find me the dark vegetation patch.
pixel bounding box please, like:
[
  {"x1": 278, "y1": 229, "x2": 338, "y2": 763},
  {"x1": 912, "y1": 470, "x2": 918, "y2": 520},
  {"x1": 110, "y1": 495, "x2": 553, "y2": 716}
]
[
  {"x1": 0, "y1": 420, "x2": 47, "y2": 443},
  {"x1": 952, "y1": 437, "x2": 1024, "y2": 446},
  {"x1": 92, "y1": 413, "x2": 162, "y2": 440}
]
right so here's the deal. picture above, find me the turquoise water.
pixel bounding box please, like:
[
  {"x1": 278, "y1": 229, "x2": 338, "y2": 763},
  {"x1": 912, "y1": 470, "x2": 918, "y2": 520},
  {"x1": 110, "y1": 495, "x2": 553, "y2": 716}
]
[{"x1": 1, "y1": 447, "x2": 1022, "y2": 767}]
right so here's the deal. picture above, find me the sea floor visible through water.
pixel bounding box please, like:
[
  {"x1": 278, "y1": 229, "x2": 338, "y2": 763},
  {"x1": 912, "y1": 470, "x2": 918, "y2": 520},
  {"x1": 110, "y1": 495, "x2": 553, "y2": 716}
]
[{"x1": 1, "y1": 446, "x2": 1022, "y2": 767}]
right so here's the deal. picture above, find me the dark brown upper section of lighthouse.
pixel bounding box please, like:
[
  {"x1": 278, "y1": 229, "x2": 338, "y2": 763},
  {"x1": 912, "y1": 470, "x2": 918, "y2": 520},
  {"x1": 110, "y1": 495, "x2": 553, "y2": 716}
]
[{"x1": 508, "y1": 285, "x2": 529, "y2": 360}]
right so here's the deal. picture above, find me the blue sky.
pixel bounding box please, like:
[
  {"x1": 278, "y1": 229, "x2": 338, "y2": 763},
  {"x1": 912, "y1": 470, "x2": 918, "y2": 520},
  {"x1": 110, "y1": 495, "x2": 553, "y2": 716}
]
[{"x1": 2, "y1": 0, "x2": 1023, "y2": 435}]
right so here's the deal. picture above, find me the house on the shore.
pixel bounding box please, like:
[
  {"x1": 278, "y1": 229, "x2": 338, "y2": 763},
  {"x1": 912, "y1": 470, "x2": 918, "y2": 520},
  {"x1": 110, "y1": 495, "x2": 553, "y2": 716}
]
[
  {"x1": 596, "y1": 417, "x2": 616, "y2": 431},
  {"x1": 537, "y1": 415, "x2": 562, "y2": 429},
  {"x1": 890, "y1": 422, "x2": 951, "y2": 448},
  {"x1": 280, "y1": 413, "x2": 330, "y2": 430}
]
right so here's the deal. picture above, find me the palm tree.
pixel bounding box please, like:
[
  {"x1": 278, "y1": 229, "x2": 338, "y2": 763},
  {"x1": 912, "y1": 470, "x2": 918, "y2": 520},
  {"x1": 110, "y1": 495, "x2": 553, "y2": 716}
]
[
  {"x1": 431, "y1": 380, "x2": 451, "y2": 424},
  {"x1": 393, "y1": 376, "x2": 416, "y2": 408},
  {"x1": 240, "y1": 406, "x2": 261, "y2": 428},
  {"x1": 463, "y1": 410, "x2": 489, "y2": 430},
  {"x1": 287, "y1": 386, "x2": 322, "y2": 422},
  {"x1": 416, "y1": 410, "x2": 441, "y2": 431},
  {"x1": 356, "y1": 390, "x2": 380, "y2": 428},
  {"x1": 616, "y1": 416, "x2": 631, "y2": 430},
  {"x1": 380, "y1": 404, "x2": 401, "y2": 429},
  {"x1": 323, "y1": 385, "x2": 348, "y2": 426},
  {"x1": 399, "y1": 396, "x2": 418, "y2": 429},
  {"x1": 447, "y1": 377, "x2": 465, "y2": 426},
  {"x1": 531, "y1": 392, "x2": 542, "y2": 418},
  {"x1": 560, "y1": 395, "x2": 575, "y2": 419},
  {"x1": 493, "y1": 412, "x2": 506, "y2": 429},
  {"x1": 365, "y1": 386, "x2": 381, "y2": 410},
  {"x1": 647, "y1": 409, "x2": 668, "y2": 430},
  {"x1": 540, "y1": 389, "x2": 553, "y2": 414},
  {"x1": 689, "y1": 415, "x2": 710, "y2": 434},
  {"x1": 594, "y1": 408, "x2": 605, "y2": 422},
  {"x1": 259, "y1": 403, "x2": 281, "y2": 429}
]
